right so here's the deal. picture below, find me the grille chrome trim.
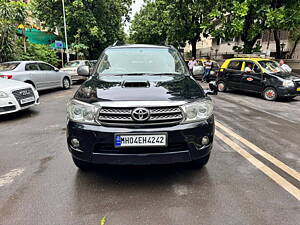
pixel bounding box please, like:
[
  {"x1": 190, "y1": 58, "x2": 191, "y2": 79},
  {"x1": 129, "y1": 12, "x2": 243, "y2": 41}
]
[{"x1": 97, "y1": 104, "x2": 184, "y2": 127}]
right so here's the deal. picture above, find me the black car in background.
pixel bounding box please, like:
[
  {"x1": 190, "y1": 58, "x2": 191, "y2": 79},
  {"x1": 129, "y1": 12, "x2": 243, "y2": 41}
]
[
  {"x1": 216, "y1": 58, "x2": 300, "y2": 100},
  {"x1": 66, "y1": 44, "x2": 217, "y2": 170}
]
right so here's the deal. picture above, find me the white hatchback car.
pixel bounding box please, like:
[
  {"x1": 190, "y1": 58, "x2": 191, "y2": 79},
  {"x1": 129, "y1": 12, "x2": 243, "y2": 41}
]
[{"x1": 0, "y1": 79, "x2": 39, "y2": 115}]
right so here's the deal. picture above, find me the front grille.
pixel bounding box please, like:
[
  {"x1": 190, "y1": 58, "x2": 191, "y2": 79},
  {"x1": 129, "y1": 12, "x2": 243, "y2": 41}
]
[
  {"x1": 0, "y1": 105, "x2": 16, "y2": 113},
  {"x1": 97, "y1": 106, "x2": 183, "y2": 127},
  {"x1": 94, "y1": 143, "x2": 188, "y2": 154},
  {"x1": 12, "y1": 88, "x2": 34, "y2": 106}
]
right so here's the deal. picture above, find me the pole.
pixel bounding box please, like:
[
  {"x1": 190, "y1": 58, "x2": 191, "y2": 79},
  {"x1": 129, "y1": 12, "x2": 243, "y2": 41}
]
[
  {"x1": 62, "y1": 0, "x2": 69, "y2": 62},
  {"x1": 61, "y1": 48, "x2": 64, "y2": 68}
]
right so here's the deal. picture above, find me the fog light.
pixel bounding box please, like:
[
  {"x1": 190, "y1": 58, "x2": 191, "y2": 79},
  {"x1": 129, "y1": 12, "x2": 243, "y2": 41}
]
[
  {"x1": 71, "y1": 138, "x2": 80, "y2": 148},
  {"x1": 202, "y1": 136, "x2": 210, "y2": 146}
]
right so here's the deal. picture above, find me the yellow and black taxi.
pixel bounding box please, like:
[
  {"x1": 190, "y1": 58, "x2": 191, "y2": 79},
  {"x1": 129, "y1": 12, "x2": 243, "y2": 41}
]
[{"x1": 216, "y1": 58, "x2": 300, "y2": 100}]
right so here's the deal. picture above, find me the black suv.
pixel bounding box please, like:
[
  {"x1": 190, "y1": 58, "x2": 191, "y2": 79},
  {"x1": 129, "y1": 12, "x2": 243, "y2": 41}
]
[
  {"x1": 66, "y1": 44, "x2": 217, "y2": 169},
  {"x1": 216, "y1": 58, "x2": 300, "y2": 101}
]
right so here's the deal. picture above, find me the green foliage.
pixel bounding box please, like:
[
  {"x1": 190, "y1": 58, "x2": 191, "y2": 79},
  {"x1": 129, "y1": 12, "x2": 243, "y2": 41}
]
[
  {"x1": 130, "y1": 0, "x2": 215, "y2": 57},
  {"x1": 0, "y1": 0, "x2": 27, "y2": 62},
  {"x1": 32, "y1": 0, "x2": 132, "y2": 59},
  {"x1": 129, "y1": 1, "x2": 168, "y2": 45},
  {"x1": 206, "y1": 0, "x2": 300, "y2": 54},
  {"x1": 15, "y1": 40, "x2": 59, "y2": 66}
]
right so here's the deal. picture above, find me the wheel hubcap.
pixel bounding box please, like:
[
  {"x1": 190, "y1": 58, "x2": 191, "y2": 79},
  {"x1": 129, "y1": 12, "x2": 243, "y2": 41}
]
[
  {"x1": 265, "y1": 90, "x2": 275, "y2": 99},
  {"x1": 64, "y1": 79, "x2": 69, "y2": 88},
  {"x1": 218, "y1": 83, "x2": 224, "y2": 91}
]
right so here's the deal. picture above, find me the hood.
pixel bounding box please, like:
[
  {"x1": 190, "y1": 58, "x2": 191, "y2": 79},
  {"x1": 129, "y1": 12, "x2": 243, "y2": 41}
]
[
  {"x1": 269, "y1": 72, "x2": 300, "y2": 80},
  {"x1": 0, "y1": 79, "x2": 32, "y2": 90},
  {"x1": 74, "y1": 75, "x2": 205, "y2": 103}
]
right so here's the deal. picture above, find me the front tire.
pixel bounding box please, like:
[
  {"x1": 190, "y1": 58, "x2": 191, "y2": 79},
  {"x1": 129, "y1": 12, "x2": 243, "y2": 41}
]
[
  {"x1": 190, "y1": 154, "x2": 210, "y2": 169},
  {"x1": 263, "y1": 87, "x2": 278, "y2": 101},
  {"x1": 62, "y1": 77, "x2": 71, "y2": 89},
  {"x1": 217, "y1": 81, "x2": 227, "y2": 92},
  {"x1": 72, "y1": 157, "x2": 92, "y2": 170}
]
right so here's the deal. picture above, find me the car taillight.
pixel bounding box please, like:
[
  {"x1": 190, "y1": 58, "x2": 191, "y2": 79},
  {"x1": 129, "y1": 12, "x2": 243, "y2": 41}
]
[{"x1": 0, "y1": 75, "x2": 13, "y2": 79}]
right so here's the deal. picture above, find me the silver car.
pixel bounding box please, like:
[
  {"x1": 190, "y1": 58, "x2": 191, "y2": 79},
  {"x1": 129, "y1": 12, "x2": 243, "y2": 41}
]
[
  {"x1": 0, "y1": 61, "x2": 72, "y2": 91},
  {"x1": 60, "y1": 60, "x2": 91, "y2": 82}
]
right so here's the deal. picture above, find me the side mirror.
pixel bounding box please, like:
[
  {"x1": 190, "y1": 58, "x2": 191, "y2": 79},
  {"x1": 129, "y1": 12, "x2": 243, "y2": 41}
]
[
  {"x1": 54, "y1": 68, "x2": 59, "y2": 72},
  {"x1": 205, "y1": 81, "x2": 218, "y2": 96},
  {"x1": 77, "y1": 65, "x2": 90, "y2": 76}
]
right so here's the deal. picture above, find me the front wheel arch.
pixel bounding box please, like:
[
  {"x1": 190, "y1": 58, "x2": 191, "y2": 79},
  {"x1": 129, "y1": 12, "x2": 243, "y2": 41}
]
[{"x1": 24, "y1": 80, "x2": 36, "y2": 89}]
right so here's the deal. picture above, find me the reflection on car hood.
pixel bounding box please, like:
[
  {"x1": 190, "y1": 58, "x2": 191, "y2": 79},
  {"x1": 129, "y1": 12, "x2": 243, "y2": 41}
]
[
  {"x1": 0, "y1": 79, "x2": 32, "y2": 90},
  {"x1": 269, "y1": 72, "x2": 300, "y2": 80},
  {"x1": 74, "y1": 75, "x2": 204, "y2": 103}
]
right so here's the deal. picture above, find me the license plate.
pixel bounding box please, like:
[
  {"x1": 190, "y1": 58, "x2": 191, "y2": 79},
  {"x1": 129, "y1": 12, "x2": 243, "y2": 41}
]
[
  {"x1": 297, "y1": 87, "x2": 300, "y2": 92},
  {"x1": 20, "y1": 96, "x2": 35, "y2": 104},
  {"x1": 115, "y1": 134, "x2": 167, "y2": 147}
]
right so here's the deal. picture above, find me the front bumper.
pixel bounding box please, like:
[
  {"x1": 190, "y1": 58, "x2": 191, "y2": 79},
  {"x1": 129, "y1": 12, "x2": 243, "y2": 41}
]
[
  {"x1": 67, "y1": 118, "x2": 215, "y2": 165},
  {"x1": 71, "y1": 74, "x2": 88, "y2": 81},
  {"x1": 277, "y1": 86, "x2": 300, "y2": 97},
  {"x1": 0, "y1": 89, "x2": 39, "y2": 115}
]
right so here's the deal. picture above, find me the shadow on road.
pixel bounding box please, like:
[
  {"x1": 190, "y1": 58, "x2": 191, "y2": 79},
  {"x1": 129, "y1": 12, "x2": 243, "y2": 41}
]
[
  {"x1": 221, "y1": 90, "x2": 299, "y2": 102},
  {"x1": 0, "y1": 108, "x2": 39, "y2": 122}
]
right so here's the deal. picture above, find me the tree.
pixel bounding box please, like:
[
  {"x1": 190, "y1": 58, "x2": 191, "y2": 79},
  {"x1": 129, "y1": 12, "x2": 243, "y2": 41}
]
[
  {"x1": 15, "y1": 40, "x2": 59, "y2": 66},
  {"x1": 0, "y1": 0, "x2": 27, "y2": 62},
  {"x1": 130, "y1": 0, "x2": 215, "y2": 58},
  {"x1": 265, "y1": 0, "x2": 300, "y2": 58},
  {"x1": 32, "y1": 0, "x2": 132, "y2": 59},
  {"x1": 204, "y1": 0, "x2": 270, "y2": 54},
  {"x1": 288, "y1": 28, "x2": 300, "y2": 58},
  {"x1": 129, "y1": 1, "x2": 168, "y2": 45}
]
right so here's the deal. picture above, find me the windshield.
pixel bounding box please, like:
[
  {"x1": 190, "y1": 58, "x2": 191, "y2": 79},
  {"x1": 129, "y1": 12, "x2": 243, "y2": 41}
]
[
  {"x1": 0, "y1": 62, "x2": 20, "y2": 71},
  {"x1": 97, "y1": 47, "x2": 189, "y2": 75},
  {"x1": 258, "y1": 60, "x2": 284, "y2": 73},
  {"x1": 64, "y1": 61, "x2": 81, "y2": 67}
]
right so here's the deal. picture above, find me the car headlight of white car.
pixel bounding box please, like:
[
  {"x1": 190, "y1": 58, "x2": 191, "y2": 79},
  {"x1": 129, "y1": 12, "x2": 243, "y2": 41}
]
[
  {"x1": 283, "y1": 80, "x2": 294, "y2": 88},
  {"x1": 0, "y1": 91, "x2": 9, "y2": 98},
  {"x1": 67, "y1": 99, "x2": 98, "y2": 124},
  {"x1": 180, "y1": 99, "x2": 214, "y2": 123}
]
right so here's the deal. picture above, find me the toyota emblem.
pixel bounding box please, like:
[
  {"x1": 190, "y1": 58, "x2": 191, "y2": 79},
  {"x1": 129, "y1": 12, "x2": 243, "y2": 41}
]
[{"x1": 131, "y1": 108, "x2": 150, "y2": 121}]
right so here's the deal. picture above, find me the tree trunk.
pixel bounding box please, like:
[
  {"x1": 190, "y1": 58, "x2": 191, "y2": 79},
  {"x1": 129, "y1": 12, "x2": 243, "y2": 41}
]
[
  {"x1": 243, "y1": 40, "x2": 257, "y2": 53},
  {"x1": 241, "y1": 6, "x2": 259, "y2": 53},
  {"x1": 288, "y1": 36, "x2": 300, "y2": 59},
  {"x1": 273, "y1": 30, "x2": 282, "y2": 59},
  {"x1": 191, "y1": 39, "x2": 197, "y2": 58}
]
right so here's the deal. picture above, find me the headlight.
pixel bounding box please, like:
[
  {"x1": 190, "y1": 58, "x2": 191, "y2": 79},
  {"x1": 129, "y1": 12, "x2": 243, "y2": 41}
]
[
  {"x1": 180, "y1": 99, "x2": 213, "y2": 123},
  {"x1": 0, "y1": 91, "x2": 9, "y2": 98},
  {"x1": 283, "y1": 80, "x2": 294, "y2": 88},
  {"x1": 67, "y1": 99, "x2": 98, "y2": 124}
]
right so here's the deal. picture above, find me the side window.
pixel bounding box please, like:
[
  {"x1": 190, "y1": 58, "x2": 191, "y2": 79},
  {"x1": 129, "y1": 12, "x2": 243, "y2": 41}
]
[
  {"x1": 227, "y1": 61, "x2": 243, "y2": 71},
  {"x1": 253, "y1": 64, "x2": 262, "y2": 73},
  {"x1": 38, "y1": 63, "x2": 54, "y2": 71},
  {"x1": 25, "y1": 63, "x2": 39, "y2": 71}
]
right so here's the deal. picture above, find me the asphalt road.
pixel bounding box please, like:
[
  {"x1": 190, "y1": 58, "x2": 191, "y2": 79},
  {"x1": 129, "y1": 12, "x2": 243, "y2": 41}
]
[{"x1": 0, "y1": 84, "x2": 299, "y2": 225}]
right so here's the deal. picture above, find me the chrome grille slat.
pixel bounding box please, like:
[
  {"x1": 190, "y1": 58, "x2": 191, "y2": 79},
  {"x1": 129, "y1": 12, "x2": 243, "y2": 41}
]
[{"x1": 97, "y1": 106, "x2": 183, "y2": 127}]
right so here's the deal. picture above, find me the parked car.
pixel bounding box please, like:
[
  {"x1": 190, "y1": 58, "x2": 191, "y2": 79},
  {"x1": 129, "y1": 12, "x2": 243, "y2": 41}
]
[
  {"x1": 60, "y1": 60, "x2": 91, "y2": 82},
  {"x1": 0, "y1": 61, "x2": 71, "y2": 91},
  {"x1": 216, "y1": 58, "x2": 300, "y2": 100},
  {"x1": 0, "y1": 79, "x2": 39, "y2": 115},
  {"x1": 67, "y1": 44, "x2": 218, "y2": 170},
  {"x1": 193, "y1": 58, "x2": 220, "y2": 81}
]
